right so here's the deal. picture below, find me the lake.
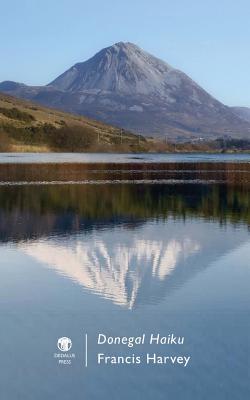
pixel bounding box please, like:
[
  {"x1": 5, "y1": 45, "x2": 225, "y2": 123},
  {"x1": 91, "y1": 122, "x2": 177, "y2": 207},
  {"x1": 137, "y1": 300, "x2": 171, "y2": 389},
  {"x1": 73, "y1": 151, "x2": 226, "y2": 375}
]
[
  {"x1": 0, "y1": 154, "x2": 249, "y2": 399},
  {"x1": 1, "y1": 152, "x2": 250, "y2": 163}
]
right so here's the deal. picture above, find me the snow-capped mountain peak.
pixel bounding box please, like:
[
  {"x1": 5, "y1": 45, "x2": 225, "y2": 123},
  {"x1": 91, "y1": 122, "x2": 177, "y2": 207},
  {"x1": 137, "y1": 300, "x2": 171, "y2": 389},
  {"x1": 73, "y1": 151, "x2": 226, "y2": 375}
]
[{"x1": 49, "y1": 41, "x2": 177, "y2": 96}]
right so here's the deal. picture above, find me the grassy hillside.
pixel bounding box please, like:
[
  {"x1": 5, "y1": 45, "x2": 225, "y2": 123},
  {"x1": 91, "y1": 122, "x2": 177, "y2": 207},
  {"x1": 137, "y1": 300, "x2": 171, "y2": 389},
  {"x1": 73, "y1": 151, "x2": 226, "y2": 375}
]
[
  {"x1": 0, "y1": 93, "x2": 147, "y2": 152},
  {"x1": 0, "y1": 92, "x2": 249, "y2": 153}
]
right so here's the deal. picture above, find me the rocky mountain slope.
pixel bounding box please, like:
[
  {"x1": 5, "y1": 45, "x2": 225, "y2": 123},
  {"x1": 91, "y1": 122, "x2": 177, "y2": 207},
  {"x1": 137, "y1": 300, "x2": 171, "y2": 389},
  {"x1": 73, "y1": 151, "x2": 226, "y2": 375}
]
[
  {"x1": 1, "y1": 42, "x2": 250, "y2": 139},
  {"x1": 231, "y1": 106, "x2": 250, "y2": 123}
]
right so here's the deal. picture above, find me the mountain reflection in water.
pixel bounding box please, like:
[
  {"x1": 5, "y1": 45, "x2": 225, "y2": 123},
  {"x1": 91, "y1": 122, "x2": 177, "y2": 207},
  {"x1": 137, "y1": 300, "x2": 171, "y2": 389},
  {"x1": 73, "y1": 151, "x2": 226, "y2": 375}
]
[
  {"x1": 19, "y1": 220, "x2": 246, "y2": 308},
  {"x1": 0, "y1": 161, "x2": 249, "y2": 400},
  {"x1": 0, "y1": 182, "x2": 249, "y2": 308}
]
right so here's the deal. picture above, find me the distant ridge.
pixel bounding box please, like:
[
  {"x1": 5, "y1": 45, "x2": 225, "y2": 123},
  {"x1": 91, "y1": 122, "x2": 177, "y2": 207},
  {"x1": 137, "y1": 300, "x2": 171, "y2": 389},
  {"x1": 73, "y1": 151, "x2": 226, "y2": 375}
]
[{"x1": 1, "y1": 42, "x2": 250, "y2": 139}]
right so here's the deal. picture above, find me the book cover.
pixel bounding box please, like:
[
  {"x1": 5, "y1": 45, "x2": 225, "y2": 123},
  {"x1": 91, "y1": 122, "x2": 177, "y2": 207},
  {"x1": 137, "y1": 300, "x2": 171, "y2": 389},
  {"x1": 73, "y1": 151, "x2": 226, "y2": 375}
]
[{"x1": 0, "y1": 1, "x2": 249, "y2": 399}]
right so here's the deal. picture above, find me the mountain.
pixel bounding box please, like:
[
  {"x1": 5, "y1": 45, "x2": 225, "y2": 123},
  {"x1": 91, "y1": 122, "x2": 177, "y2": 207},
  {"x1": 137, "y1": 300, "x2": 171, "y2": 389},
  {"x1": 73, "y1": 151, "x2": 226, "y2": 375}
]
[
  {"x1": 231, "y1": 106, "x2": 250, "y2": 123},
  {"x1": 1, "y1": 42, "x2": 250, "y2": 139}
]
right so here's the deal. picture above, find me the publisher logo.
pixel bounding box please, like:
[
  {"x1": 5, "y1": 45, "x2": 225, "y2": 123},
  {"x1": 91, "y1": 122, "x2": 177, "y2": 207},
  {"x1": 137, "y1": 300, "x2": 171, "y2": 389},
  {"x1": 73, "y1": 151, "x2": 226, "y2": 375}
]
[{"x1": 57, "y1": 337, "x2": 72, "y2": 352}]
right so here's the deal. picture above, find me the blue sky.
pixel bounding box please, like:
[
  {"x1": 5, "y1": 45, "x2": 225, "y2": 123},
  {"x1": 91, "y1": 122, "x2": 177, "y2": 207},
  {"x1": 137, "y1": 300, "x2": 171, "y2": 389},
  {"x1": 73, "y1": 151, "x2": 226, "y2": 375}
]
[{"x1": 1, "y1": 0, "x2": 250, "y2": 106}]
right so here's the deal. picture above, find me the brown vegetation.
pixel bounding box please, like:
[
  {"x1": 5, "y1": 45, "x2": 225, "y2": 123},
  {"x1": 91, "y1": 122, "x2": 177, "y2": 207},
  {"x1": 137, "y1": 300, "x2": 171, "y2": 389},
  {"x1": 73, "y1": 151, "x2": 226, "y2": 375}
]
[
  {"x1": 0, "y1": 93, "x2": 150, "y2": 152},
  {"x1": 0, "y1": 130, "x2": 11, "y2": 151},
  {"x1": 0, "y1": 93, "x2": 249, "y2": 153},
  {"x1": 0, "y1": 106, "x2": 35, "y2": 122}
]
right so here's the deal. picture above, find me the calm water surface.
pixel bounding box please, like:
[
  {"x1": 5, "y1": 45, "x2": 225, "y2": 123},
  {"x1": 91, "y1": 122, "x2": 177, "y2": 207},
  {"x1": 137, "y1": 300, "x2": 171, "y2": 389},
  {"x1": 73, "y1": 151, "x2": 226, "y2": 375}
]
[
  {"x1": 0, "y1": 160, "x2": 249, "y2": 399},
  {"x1": 1, "y1": 152, "x2": 250, "y2": 163}
]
